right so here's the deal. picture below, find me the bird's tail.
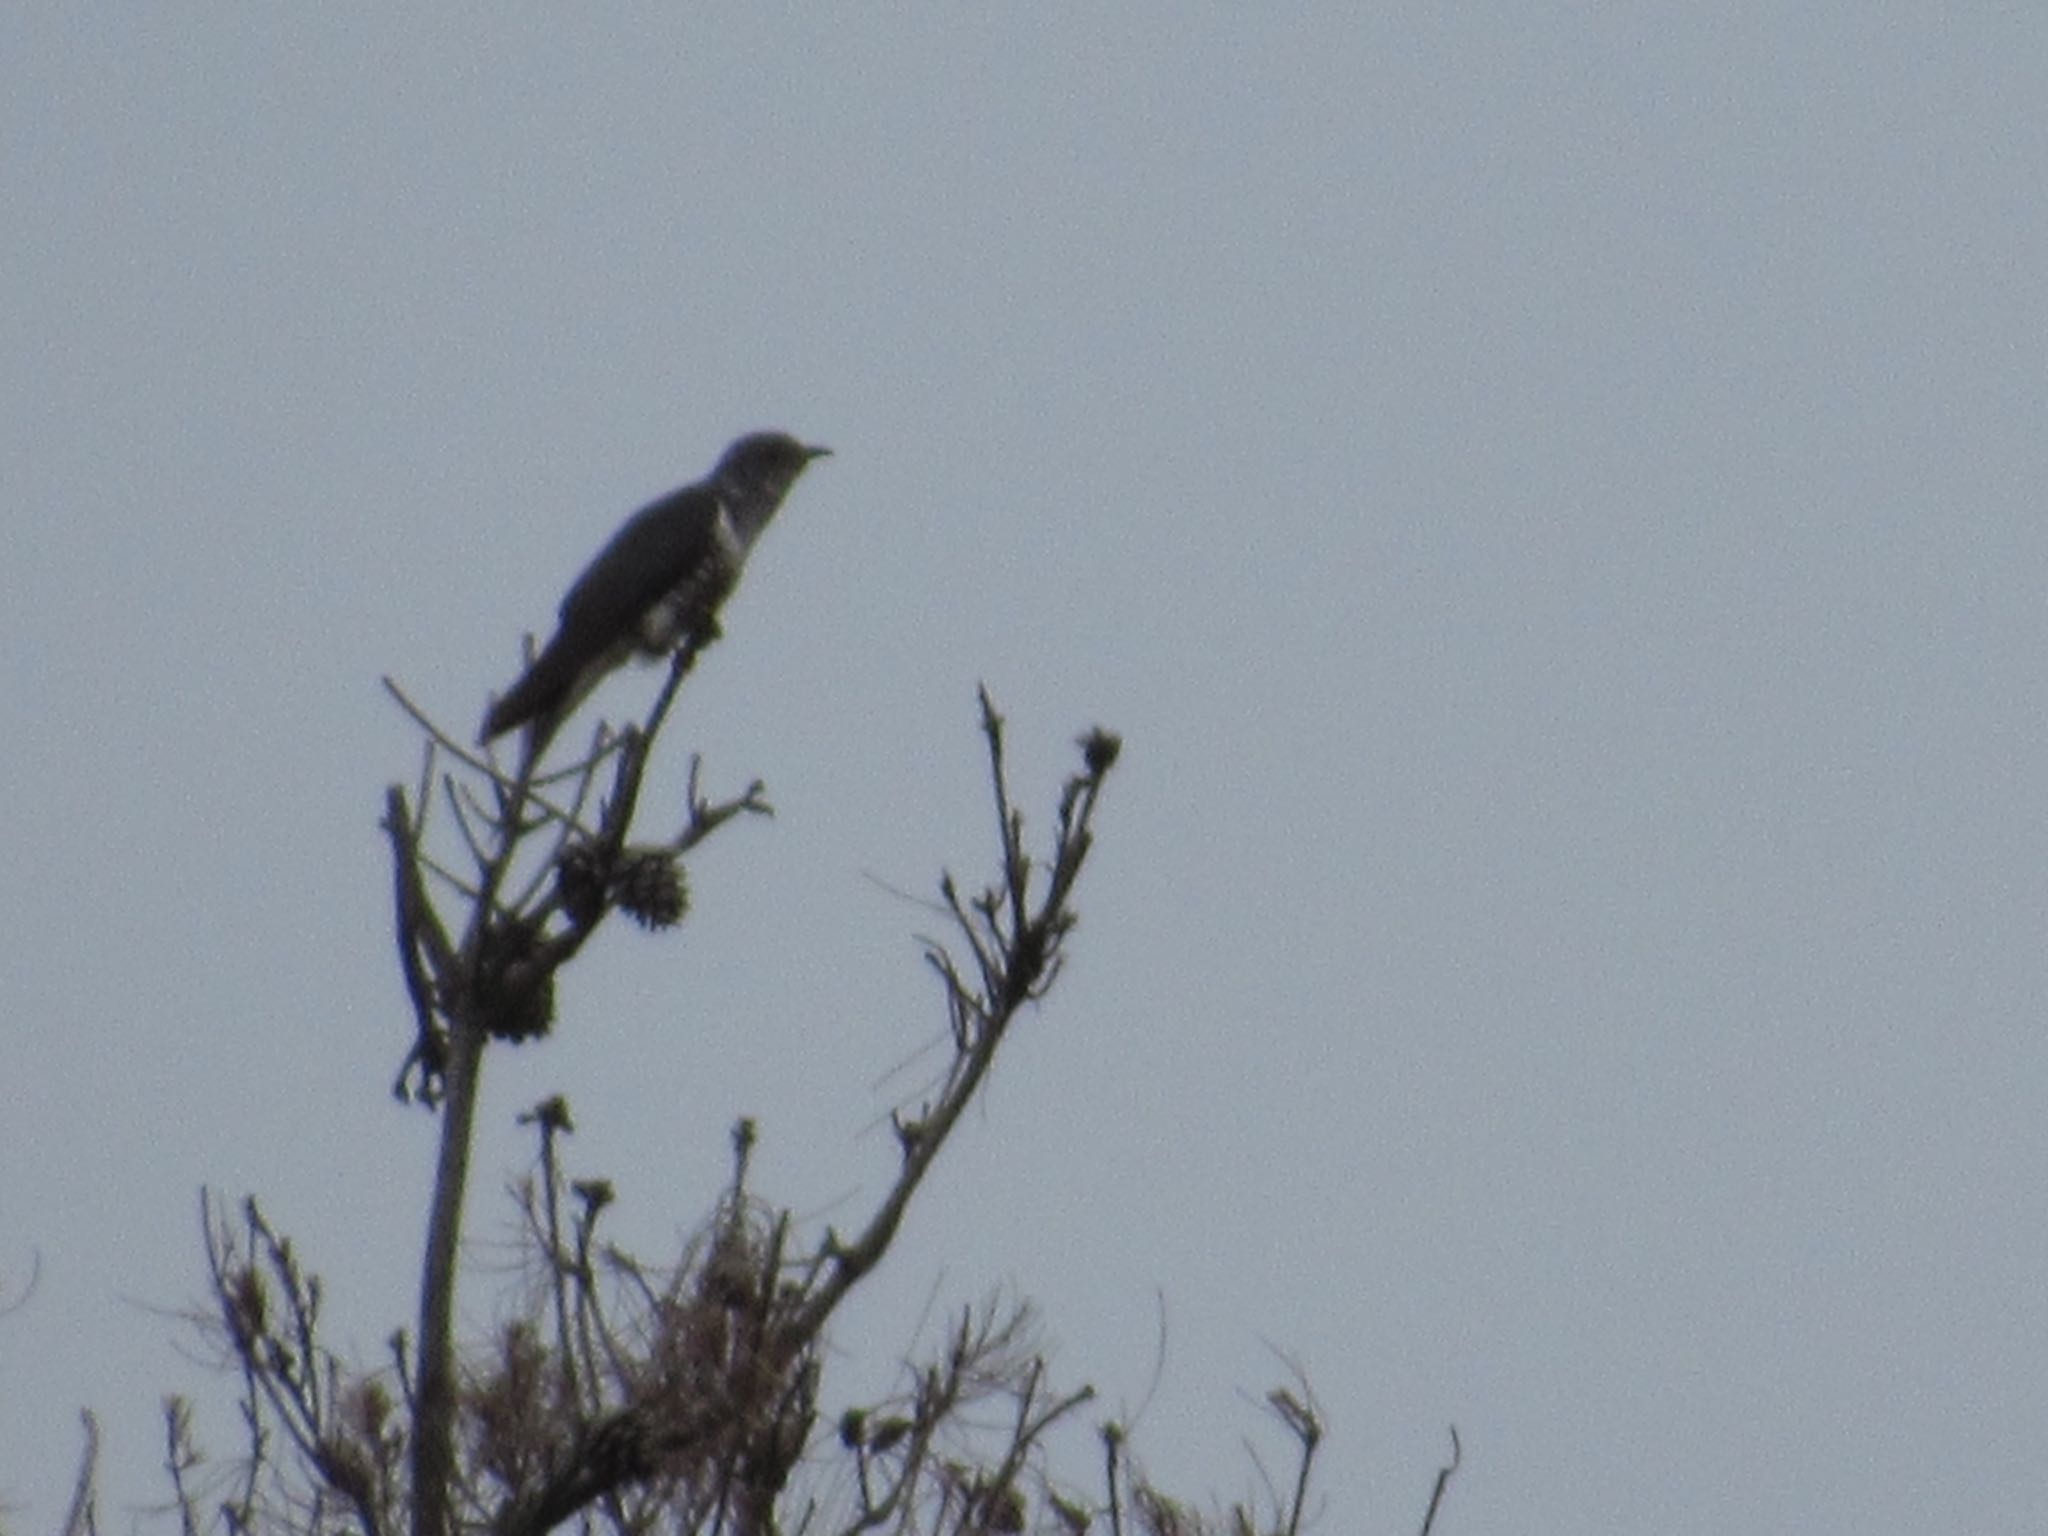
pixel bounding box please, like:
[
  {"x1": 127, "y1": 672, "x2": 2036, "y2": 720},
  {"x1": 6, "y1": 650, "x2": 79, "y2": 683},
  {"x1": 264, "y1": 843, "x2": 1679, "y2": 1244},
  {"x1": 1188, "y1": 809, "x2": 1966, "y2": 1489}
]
[{"x1": 480, "y1": 640, "x2": 576, "y2": 745}]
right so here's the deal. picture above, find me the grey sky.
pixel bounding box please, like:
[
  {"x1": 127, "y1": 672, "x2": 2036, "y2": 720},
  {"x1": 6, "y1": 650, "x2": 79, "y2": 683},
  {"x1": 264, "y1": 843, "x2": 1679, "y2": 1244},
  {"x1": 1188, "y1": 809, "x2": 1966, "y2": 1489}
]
[{"x1": 4, "y1": 8, "x2": 2044, "y2": 1532}]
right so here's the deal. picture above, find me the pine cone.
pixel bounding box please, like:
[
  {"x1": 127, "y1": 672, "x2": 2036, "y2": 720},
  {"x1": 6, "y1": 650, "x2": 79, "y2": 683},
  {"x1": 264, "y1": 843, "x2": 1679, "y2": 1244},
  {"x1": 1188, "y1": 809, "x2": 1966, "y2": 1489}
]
[
  {"x1": 476, "y1": 916, "x2": 555, "y2": 1042},
  {"x1": 614, "y1": 848, "x2": 687, "y2": 930},
  {"x1": 555, "y1": 842, "x2": 609, "y2": 927}
]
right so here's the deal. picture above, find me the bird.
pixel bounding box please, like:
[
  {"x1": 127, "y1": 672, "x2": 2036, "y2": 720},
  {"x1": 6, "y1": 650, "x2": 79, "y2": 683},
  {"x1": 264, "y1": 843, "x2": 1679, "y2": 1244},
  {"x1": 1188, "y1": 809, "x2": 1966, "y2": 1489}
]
[{"x1": 481, "y1": 430, "x2": 830, "y2": 748}]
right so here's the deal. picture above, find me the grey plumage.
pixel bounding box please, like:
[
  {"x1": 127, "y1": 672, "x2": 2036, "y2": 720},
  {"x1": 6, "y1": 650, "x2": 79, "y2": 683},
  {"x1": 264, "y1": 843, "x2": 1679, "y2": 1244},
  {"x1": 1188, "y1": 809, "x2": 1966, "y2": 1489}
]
[{"x1": 482, "y1": 431, "x2": 829, "y2": 746}]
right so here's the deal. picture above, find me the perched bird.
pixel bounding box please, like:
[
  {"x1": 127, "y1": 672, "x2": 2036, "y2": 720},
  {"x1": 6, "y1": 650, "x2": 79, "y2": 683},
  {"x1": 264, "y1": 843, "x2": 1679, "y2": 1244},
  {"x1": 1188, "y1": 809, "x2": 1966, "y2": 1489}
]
[{"x1": 482, "y1": 430, "x2": 830, "y2": 747}]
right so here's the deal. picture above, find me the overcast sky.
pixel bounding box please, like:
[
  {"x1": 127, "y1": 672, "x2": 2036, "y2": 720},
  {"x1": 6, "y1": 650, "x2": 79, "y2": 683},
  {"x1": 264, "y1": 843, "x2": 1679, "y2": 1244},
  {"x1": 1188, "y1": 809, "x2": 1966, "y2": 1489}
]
[{"x1": 5, "y1": 8, "x2": 2045, "y2": 1533}]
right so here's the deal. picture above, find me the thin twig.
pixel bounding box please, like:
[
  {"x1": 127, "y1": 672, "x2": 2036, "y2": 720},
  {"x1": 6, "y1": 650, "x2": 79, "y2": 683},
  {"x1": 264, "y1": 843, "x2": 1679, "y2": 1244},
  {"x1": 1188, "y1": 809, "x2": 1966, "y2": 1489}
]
[
  {"x1": 1419, "y1": 1425, "x2": 1461, "y2": 1536},
  {"x1": 60, "y1": 1409, "x2": 99, "y2": 1536}
]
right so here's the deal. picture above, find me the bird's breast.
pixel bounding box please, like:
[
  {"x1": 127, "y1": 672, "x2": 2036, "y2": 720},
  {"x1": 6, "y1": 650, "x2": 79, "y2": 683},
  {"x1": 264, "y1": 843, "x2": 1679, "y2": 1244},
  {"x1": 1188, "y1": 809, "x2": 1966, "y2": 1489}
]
[
  {"x1": 634, "y1": 591, "x2": 692, "y2": 653},
  {"x1": 634, "y1": 552, "x2": 741, "y2": 655}
]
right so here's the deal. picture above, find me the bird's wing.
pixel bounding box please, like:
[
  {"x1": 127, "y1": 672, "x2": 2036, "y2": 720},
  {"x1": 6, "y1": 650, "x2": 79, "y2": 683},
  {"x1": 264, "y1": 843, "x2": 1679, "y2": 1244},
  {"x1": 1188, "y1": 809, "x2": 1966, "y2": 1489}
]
[
  {"x1": 479, "y1": 484, "x2": 720, "y2": 743},
  {"x1": 555, "y1": 483, "x2": 720, "y2": 644}
]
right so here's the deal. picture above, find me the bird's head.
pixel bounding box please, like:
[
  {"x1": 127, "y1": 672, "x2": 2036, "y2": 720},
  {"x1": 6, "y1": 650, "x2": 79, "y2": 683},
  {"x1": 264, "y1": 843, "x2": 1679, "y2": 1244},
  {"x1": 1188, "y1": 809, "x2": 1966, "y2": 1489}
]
[{"x1": 715, "y1": 431, "x2": 832, "y2": 504}]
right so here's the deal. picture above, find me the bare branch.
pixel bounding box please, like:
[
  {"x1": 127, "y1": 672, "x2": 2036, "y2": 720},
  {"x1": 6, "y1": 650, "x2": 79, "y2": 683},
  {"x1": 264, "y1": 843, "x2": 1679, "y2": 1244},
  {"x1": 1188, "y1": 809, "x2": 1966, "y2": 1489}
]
[
  {"x1": 793, "y1": 698, "x2": 1120, "y2": 1345},
  {"x1": 385, "y1": 638, "x2": 780, "y2": 1536}
]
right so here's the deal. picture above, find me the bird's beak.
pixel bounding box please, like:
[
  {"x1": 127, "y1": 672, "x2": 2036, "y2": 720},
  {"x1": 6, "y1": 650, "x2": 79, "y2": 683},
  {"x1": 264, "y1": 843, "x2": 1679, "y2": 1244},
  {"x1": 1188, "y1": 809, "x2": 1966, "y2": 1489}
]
[{"x1": 805, "y1": 444, "x2": 833, "y2": 461}]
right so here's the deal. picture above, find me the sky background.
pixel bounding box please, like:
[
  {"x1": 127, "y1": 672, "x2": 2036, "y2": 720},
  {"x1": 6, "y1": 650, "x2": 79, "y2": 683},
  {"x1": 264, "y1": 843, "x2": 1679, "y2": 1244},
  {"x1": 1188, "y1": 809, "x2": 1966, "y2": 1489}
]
[{"x1": 4, "y1": 7, "x2": 2045, "y2": 1533}]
